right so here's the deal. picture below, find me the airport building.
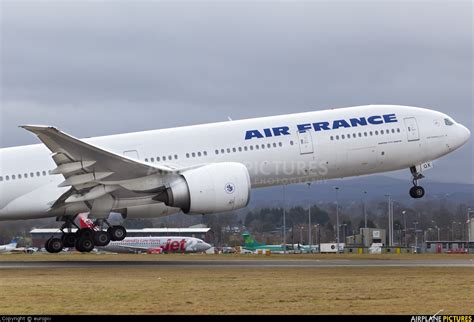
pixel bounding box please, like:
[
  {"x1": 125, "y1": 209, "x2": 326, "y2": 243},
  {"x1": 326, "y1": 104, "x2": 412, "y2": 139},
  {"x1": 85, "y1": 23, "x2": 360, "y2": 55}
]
[
  {"x1": 424, "y1": 240, "x2": 473, "y2": 253},
  {"x1": 30, "y1": 227, "x2": 213, "y2": 248},
  {"x1": 345, "y1": 228, "x2": 386, "y2": 247}
]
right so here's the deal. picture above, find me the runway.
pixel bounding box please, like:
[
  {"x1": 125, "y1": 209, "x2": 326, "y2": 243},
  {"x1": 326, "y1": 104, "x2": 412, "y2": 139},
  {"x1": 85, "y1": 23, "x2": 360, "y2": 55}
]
[{"x1": 1, "y1": 258, "x2": 473, "y2": 269}]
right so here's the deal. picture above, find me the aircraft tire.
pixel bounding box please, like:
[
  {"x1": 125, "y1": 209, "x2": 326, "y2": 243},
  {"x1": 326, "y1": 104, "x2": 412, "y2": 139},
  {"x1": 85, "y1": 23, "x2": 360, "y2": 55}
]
[
  {"x1": 62, "y1": 233, "x2": 76, "y2": 248},
  {"x1": 49, "y1": 238, "x2": 64, "y2": 253},
  {"x1": 108, "y1": 226, "x2": 126, "y2": 241},
  {"x1": 76, "y1": 237, "x2": 94, "y2": 253},
  {"x1": 94, "y1": 231, "x2": 110, "y2": 246}
]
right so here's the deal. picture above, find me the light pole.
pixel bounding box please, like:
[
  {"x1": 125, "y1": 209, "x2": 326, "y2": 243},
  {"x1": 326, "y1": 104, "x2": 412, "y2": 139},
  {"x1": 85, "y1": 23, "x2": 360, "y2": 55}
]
[
  {"x1": 363, "y1": 191, "x2": 368, "y2": 229},
  {"x1": 283, "y1": 185, "x2": 287, "y2": 254},
  {"x1": 307, "y1": 182, "x2": 312, "y2": 251},
  {"x1": 402, "y1": 210, "x2": 407, "y2": 247},
  {"x1": 452, "y1": 221, "x2": 456, "y2": 240},
  {"x1": 467, "y1": 208, "x2": 474, "y2": 243},
  {"x1": 314, "y1": 224, "x2": 320, "y2": 252},
  {"x1": 385, "y1": 194, "x2": 392, "y2": 247},
  {"x1": 341, "y1": 223, "x2": 347, "y2": 246},
  {"x1": 413, "y1": 221, "x2": 419, "y2": 253},
  {"x1": 335, "y1": 187, "x2": 340, "y2": 253},
  {"x1": 300, "y1": 226, "x2": 303, "y2": 245}
]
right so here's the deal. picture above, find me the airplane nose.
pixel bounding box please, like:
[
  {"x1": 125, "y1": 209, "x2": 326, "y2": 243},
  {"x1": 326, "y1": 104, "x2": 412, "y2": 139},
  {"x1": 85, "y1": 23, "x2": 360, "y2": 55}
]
[{"x1": 460, "y1": 124, "x2": 471, "y2": 144}]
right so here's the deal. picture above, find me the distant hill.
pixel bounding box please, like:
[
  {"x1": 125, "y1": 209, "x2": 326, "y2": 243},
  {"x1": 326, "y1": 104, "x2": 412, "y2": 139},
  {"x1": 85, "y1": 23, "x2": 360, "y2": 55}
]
[{"x1": 249, "y1": 175, "x2": 474, "y2": 208}]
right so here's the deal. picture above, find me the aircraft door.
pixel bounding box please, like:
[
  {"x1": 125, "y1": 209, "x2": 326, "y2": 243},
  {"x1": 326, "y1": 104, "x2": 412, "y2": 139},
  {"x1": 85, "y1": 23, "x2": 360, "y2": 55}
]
[
  {"x1": 123, "y1": 150, "x2": 140, "y2": 160},
  {"x1": 404, "y1": 117, "x2": 420, "y2": 142},
  {"x1": 297, "y1": 131, "x2": 314, "y2": 155}
]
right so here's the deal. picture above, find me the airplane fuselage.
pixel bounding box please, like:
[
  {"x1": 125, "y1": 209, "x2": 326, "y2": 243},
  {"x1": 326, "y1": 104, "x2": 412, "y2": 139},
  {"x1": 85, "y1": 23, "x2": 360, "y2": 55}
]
[{"x1": 0, "y1": 105, "x2": 470, "y2": 220}]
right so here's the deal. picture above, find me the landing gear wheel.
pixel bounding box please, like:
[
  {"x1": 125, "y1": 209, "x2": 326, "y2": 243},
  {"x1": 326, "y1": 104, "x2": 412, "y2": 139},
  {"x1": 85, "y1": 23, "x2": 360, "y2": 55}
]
[
  {"x1": 45, "y1": 238, "x2": 53, "y2": 253},
  {"x1": 76, "y1": 237, "x2": 94, "y2": 253},
  {"x1": 94, "y1": 231, "x2": 111, "y2": 246},
  {"x1": 62, "y1": 233, "x2": 76, "y2": 248},
  {"x1": 48, "y1": 238, "x2": 64, "y2": 253},
  {"x1": 77, "y1": 228, "x2": 94, "y2": 239},
  {"x1": 108, "y1": 226, "x2": 126, "y2": 241},
  {"x1": 409, "y1": 186, "x2": 425, "y2": 199}
]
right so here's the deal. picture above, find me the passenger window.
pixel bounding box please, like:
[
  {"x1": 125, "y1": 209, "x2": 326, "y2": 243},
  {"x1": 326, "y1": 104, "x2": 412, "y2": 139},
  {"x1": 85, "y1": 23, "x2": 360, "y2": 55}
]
[
  {"x1": 233, "y1": 148, "x2": 237, "y2": 152},
  {"x1": 157, "y1": 157, "x2": 161, "y2": 161},
  {"x1": 197, "y1": 152, "x2": 202, "y2": 157},
  {"x1": 273, "y1": 143, "x2": 277, "y2": 148},
  {"x1": 290, "y1": 141, "x2": 294, "y2": 145},
  {"x1": 244, "y1": 146, "x2": 248, "y2": 151},
  {"x1": 227, "y1": 148, "x2": 231, "y2": 153},
  {"x1": 364, "y1": 132, "x2": 367, "y2": 137},
  {"x1": 381, "y1": 130, "x2": 384, "y2": 134},
  {"x1": 397, "y1": 128, "x2": 401, "y2": 133},
  {"x1": 238, "y1": 147, "x2": 242, "y2": 152},
  {"x1": 215, "y1": 150, "x2": 219, "y2": 155},
  {"x1": 255, "y1": 145, "x2": 259, "y2": 150},
  {"x1": 358, "y1": 133, "x2": 362, "y2": 137},
  {"x1": 24, "y1": 173, "x2": 28, "y2": 178},
  {"x1": 36, "y1": 171, "x2": 40, "y2": 177},
  {"x1": 330, "y1": 136, "x2": 334, "y2": 141},
  {"x1": 18, "y1": 174, "x2": 22, "y2": 179},
  {"x1": 267, "y1": 143, "x2": 271, "y2": 148},
  {"x1": 186, "y1": 153, "x2": 190, "y2": 158},
  {"x1": 375, "y1": 131, "x2": 379, "y2": 135},
  {"x1": 30, "y1": 172, "x2": 34, "y2": 177},
  {"x1": 168, "y1": 155, "x2": 172, "y2": 160},
  {"x1": 12, "y1": 175, "x2": 16, "y2": 180},
  {"x1": 0, "y1": 176, "x2": 3, "y2": 182},
  {"x1": 279, "y1": 142, "x2": 283, "y2": 147},
  {"x1": 42, "y1": 171, "x2": 46, "y2": 176},
  {"x1": 144, "y1": 158, "x2": 149, "y2": 162},
  {"x1": 261, "y1": 144, "x2": 265, "y2": 149},
  {"x1": 6, "y1": 176, "x2": 9, "y2": 181},
  {"x1": 370, "y1": 132, "x2": 373, "y2": 136},
  {"x1": 336, "y1": 135, "x2": 339, "y2": 140},
  {"x1": 341, "y1": 135, "x2": 345, "y2": 139},
  {"x1": 221, "y1": 149, "x2": 225, "y2": 154},
  {"x1": 391, "y1": 129, "x2": 395, "y2": 133},
  {"x1": 192, "y1": 153, "x2": 196, "y2": 157},
  {"x1": 203, "y1": 152, "x2": 207, "y2": 156},
  {"x1": 162, "y1": 156, "x2": 167, "y2": 161},
  {"x1": 250, "y1": 146, "x2": 254, "y2": 151},
  {"x1": 150, "y1": 157, "x2": 155, "y2": 162}
]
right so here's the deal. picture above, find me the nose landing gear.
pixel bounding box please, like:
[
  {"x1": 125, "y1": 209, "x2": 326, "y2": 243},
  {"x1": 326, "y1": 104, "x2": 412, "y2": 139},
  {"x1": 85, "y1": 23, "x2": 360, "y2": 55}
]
[{"x1": 409, "y1": 166, "x2": 425, "y2": 199}]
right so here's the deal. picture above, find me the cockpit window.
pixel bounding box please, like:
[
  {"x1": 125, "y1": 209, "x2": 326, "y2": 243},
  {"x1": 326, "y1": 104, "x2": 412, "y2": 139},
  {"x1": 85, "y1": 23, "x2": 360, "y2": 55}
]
[{"x1": 444, "y1": 118, "x2": 454, "y2": 126}]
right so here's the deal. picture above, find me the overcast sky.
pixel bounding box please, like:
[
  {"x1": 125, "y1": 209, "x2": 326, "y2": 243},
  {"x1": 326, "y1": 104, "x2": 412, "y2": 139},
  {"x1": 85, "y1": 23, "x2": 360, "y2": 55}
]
[{"x1": 0, "y1": 0, "x2": 472, "y2": 184}]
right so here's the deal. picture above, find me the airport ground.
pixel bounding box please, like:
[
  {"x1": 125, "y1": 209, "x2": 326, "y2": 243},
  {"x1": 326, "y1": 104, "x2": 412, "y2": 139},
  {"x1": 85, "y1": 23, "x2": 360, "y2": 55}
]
[{"x1": 0, "y1": 253, "x2": 473, "y2": 315}]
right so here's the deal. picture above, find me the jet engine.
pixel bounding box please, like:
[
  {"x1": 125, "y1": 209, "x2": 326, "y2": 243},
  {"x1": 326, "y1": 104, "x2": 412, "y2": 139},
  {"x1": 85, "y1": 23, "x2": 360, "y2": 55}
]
[{"x1": 155, "y1": 162, "x2": 251, "y2": 214}]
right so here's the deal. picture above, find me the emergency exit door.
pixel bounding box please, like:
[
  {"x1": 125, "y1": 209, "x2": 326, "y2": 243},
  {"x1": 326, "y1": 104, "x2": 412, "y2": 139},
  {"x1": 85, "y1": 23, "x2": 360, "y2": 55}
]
[
  {"x1": 404, "y1": 117, "x2": 420, "y2": 142},
  {"x1": 297, "y1": 131, "x2": 314, "y2": 155}
]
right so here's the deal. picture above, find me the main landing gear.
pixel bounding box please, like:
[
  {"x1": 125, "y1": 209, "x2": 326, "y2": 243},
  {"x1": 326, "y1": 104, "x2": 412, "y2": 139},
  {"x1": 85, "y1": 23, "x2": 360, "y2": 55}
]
[
  {"x1": 409, "y1": 166, "x2": 425, "y2": 199},
  {"x1": 44, "y1": 216, "x2": 127, "y2": 253}
]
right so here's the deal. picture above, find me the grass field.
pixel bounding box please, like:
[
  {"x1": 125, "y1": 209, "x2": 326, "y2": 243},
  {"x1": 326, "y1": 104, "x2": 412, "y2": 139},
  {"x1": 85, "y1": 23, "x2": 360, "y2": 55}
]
[
  {"x1": 0, "y1": 265, "x2": 473, "y2": 314},
  {"x1": 1, "y1": 252, "x2": 474, "y2": 261}
]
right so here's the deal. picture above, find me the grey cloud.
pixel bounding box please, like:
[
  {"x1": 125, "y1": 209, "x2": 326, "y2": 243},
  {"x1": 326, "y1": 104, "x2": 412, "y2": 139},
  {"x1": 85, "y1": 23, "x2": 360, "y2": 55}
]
[{"x1": 0, "y1": 0, "x2": 472, "y2": 183}]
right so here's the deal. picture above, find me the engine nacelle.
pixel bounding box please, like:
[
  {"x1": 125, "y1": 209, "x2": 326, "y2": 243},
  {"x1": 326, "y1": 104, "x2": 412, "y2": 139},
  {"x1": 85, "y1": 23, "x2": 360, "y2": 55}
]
[{"x1": 156, "y1": 163, "x2": 251, "y2": 214}]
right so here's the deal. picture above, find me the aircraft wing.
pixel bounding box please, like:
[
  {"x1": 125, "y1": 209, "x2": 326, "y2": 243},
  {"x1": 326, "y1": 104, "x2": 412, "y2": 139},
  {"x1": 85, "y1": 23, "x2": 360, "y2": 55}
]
[{"x1": 21, "y1": 125, "x2": 181, "y2": 210}]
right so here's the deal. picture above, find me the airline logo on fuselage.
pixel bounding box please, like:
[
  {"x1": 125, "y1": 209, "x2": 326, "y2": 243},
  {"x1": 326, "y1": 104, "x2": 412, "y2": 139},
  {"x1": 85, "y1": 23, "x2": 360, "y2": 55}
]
[{"x1": 245, "y1": 114, "x2": 398, "y2": 140}]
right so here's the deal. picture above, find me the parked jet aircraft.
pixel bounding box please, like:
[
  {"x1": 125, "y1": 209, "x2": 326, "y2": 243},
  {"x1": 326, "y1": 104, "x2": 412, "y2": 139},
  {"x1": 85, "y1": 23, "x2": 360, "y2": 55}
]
[
  {"x1": 241, "y1": 232, "x2": 289, "y2": 253},
  {"x1": 0, "y1": 239, "x2": 18, "y2": 254},
  {"x1": 99, "y1": 236, "x2": 211, "y2": 254},
  {"x1": 0, "y1": 105, "x2": 470, "y2": 253}
]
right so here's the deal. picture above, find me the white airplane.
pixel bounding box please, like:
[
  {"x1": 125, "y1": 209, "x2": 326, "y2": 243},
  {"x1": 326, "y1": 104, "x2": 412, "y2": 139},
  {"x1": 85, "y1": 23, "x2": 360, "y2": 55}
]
[
  {"x1": 99, "y1": 236, "x2": 212, "y2": 254},
  {"x1": 0, "y1": 239, "x2": 18, "y2": 253},
  {"x1": 0, "y1": 105, "x2": 470, "y2": 253}
]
